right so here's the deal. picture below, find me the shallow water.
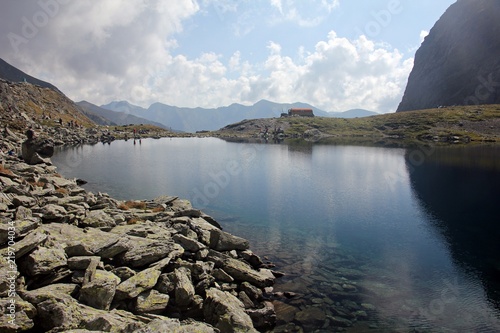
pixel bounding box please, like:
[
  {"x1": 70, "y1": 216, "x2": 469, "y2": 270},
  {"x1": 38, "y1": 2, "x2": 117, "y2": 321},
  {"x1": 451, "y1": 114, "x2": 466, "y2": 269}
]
[{"x1": 52, "y1": 138, "x2": 500, "y2": 332}]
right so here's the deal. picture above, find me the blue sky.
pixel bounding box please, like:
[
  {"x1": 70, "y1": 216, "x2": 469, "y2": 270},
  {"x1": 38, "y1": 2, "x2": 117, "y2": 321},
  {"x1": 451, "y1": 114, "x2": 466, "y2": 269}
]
[{"x1": 0, "y1": 0, "x2": 456, "y2": 113}]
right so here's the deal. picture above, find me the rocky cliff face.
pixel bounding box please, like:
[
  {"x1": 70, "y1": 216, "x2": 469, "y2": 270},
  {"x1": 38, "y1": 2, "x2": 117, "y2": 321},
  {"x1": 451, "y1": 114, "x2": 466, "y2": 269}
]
[{"x1": 397, "y1": 0, "x2": 500, "y2": 112}]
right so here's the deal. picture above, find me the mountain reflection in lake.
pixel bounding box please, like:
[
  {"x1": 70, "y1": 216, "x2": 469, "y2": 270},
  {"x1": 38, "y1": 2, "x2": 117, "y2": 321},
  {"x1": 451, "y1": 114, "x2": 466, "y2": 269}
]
[
  {"x1": 52, "y1": 138, "x2": 500, "y2": 332},
  {"x1": 406, "y1": 146, "x2": 500, "y2": 312}
]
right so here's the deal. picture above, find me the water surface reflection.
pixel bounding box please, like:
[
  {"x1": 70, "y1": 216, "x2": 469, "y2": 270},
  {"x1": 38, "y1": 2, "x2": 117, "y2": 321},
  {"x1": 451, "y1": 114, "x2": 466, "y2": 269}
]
[
  {"x1": 51, "y1": 139, "x2": 500, "y2": 332},
  {"x1": 407, "y1": 146, "x2": 500, "y2": 312}
]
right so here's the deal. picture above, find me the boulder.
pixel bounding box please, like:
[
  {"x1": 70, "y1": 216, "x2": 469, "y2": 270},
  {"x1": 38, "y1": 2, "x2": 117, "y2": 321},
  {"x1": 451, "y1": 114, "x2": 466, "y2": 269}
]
[
  {"x1": 0, "y1": 296, "x2": 36, "y2": 332},
  {"x1": 203, "y1": 288, "x2": 258, "y2": 333},
  {"x1": 43, "y1": 176, "x2": 76, "y2": 189},
  {"x1": 135, "y1": 289, "x2": 170, "y2": 314},
  {"x1": 20, "y1": 283, "x2": 79, "y2": 305},
  {"x1": 79, "y1": 270, "x2": 120, "y2": 310},
  {"x1": 115, "y1": 267, "x2": 162, "y2": 300},
  {"x1": 173, "y1": 233, "x2": 206, "y2": 252},
  {"x1": 246, "y1": 301, "x2": 276, "y2": 329},
  {"x1": 37, "y1": 203, "x2": 68, "y2": 222},
  {"x1": 4, "y1": 230, "x2": 47, "y2": 259},
  {"x1": 239, "y1": 250, "x2": 264, "y2": 269},
  {"x1": 111, "y1": 266, "x2": 136, "y2": 281},
  {"x1": 209, "y1": 229, "x2": 250, "y2": 252},
  {"x1": 134, "y1": 318, "x2": 217, "y2": 333},
  {"x1": 213, "y1": 268, "x2": 234, "y2": 283},
  {"x1": 21, "y1": 137, "x2": 54, "y2": 165},
  {"x1": 173, "y1": 267, "x2": 195, "y2": 308},
  {"x1": 67, "y1": 256, "x2": 101, "y2": 270},
  {"x1": 96, "y1": 237, "x2": 131, "y2": 259},
  {"x1": 155, "y1": 273, "x2": 175, "y2": 295},
  {"x1": 15, "y1": 206, "x2": 32, "y2": 220},
  {"x1": 0, "y1": 257, "x2": 18, "y2": 297},
  {"x1": 20, "y1": 276, "x2": 145, "y2": 331},
  {"x1": 116, "y1": 237, "x2": 183, "y2": 268},
  {"x1": 12, "y1": 195, "x2": 37, "y2": 208},
  {"x1": 39, "y1": 223, "x2": 120, "y2": 257},
  {"x1": 35, "y1": 295, "x2": 84, "y2": 331},
  {"x1": 19, "y1": 244, "x2": 67, "y2": 276},
  {"x1": 81, "y1": 209, "x2": 116, "y2": 229},
  {"x1": 240, "y1": 282, "x2": 263, "y2": 303},
  {"x1": 209, "y1": 251, "x2": 275, "y2": 288}
]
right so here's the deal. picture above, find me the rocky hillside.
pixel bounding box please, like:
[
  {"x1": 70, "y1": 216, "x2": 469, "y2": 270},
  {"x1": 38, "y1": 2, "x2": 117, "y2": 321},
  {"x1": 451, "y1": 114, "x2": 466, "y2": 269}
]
[
  {"x1": 0, "y1": 79, "x2": 95, "y2": 132},
  {"x1": 0, "y1": 79, "x2": 179, "y2": 150},
  {"x1": 213, "y1": 104, "x2": 500, "y2": 146},
  {"x1": 397, "y1": 0, "x2": 500, "y2": 112}
]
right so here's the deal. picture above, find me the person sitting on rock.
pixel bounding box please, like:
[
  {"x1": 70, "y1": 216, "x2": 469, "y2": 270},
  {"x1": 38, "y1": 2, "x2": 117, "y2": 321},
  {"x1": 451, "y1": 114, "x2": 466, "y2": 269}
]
[{"x1": 26, "y1": 128, "x2": 34, "y2": 140}]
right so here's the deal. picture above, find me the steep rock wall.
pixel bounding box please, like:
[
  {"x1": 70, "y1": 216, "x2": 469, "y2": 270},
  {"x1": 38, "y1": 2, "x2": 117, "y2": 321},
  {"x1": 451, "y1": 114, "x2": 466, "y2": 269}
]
[{"x1": 397, "y1": 0, "x2": 500, "y2": 112}]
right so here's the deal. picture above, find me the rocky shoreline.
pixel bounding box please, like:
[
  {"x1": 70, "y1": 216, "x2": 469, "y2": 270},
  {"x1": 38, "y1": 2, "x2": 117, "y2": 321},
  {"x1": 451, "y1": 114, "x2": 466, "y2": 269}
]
[{"x1": 1, "y1": 128, "x2": 279, "y2": 332}]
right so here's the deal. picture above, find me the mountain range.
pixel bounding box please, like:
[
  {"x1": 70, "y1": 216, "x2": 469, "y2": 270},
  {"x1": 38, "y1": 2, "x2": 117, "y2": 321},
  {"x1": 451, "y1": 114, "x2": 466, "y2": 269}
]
[
  {"x1": 0, "y1": 57, "x2": 377, "y2": 132},
  {"x1": 100, "y1": 100, "x2": 377, "y2": 132}
]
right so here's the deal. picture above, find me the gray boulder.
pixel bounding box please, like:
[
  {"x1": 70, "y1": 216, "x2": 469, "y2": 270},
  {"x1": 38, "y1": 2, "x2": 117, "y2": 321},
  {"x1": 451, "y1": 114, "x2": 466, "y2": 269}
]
[
  {"x1": 115, "y1": 267, "x2": 162, "y2": 300},
  {"x1": 37, "y1": 203, "x2": 68, "y2": 222},
  {"x1": 209, "y1": 251, "x2": 275, "y2": 288},
  {"x1": 116, "y1": 237, "x2": 183, "y2": 268},
  {"x1": 0, "y1": 296, "x2": 36, "y2": 332},
  {"x1": 173, "y1": 267, "x2": 195, "y2": 308},
  {"x1": 82, "y1": 209, "x2": 116, "y2": 229},
  {"x1": 21, "y1": 135, "x2": 54, "y2": 165},
  {"x1": 135, "y1": 289, "x2": 170, "y2": 314},
  {"x1": 19, "y1": 244, "x2": 67, "y2": 276},
  {"x1": 135, "y1": 318, "x2": 217, "y2": 333},
  {"x1": 79, "y1": 270, "x2": 120, "y2": 310},
  {"x1": 173, "y1": 234, "x2": 206, "y2": 252},
  {"x1": 3, "y1": 230, "x2": 47, "y2": 259},
  {"x1": 12, "y1": 195, "x2": 37, "y2": 208},
  {"x1": 209, "y1": 229, "x2": 249, "y2": 252},
  {"x1": 246, "y1": 301, "x2": 276, "y2": 329},
  {"x1": 204, "y1": 288, "x2": 258, "y2": 333}
]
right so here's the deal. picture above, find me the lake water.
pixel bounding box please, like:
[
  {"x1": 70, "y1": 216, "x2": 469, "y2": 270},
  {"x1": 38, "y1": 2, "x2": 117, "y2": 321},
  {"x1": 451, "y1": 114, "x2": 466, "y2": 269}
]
[{"x1": 52, "y1": 138, "x2": 500, "y2": 332}]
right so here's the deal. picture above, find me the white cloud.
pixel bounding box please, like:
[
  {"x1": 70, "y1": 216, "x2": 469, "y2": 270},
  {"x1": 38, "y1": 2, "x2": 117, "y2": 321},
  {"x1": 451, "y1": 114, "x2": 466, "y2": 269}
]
[
  {"x1": 269, "y1": 0, "x2": 334, "y2": 27},
  {"x1": 0, "y1": 2, "x2": 413, "y2": 113},
  {"x1": 321, "y1": 0, "x2": 340, "y2": 12},
  {"x1": 270, "y1": 0, "x2": 283, "y2": 14},
  {"x1": 420, "y1": 30, "x2": 429, "y2": 42}
]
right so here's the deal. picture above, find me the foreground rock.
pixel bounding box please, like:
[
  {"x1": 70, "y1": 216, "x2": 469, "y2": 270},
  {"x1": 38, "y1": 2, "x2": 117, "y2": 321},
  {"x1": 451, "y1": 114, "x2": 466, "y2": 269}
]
[{"x1": 0, "y1": 143, "x2": 278, "y2": 332}]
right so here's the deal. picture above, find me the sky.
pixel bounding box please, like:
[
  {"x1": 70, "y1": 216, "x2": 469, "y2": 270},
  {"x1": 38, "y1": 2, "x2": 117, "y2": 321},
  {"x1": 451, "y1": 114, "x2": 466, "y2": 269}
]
[{"x1": 0, "y1": 0, "x2": 456, "y2": 113}]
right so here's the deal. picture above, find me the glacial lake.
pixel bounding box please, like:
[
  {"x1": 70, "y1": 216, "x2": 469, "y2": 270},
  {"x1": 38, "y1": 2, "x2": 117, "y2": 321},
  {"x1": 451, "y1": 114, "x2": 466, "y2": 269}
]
[{"x1": 52, "y1": 138, "x2": 500, "y2": 332}]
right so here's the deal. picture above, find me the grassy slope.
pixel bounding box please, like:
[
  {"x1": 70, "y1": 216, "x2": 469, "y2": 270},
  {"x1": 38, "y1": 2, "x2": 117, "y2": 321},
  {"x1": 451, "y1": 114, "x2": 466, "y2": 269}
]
[{"x1": 213, "y1": 105, "x2": 500, "y2": 147}]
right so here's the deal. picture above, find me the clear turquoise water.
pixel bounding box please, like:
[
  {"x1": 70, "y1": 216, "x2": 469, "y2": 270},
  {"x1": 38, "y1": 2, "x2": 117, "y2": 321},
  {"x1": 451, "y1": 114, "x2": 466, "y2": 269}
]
[{"x1": 52, "y1": 138, "x2": 500, "y2": 332}]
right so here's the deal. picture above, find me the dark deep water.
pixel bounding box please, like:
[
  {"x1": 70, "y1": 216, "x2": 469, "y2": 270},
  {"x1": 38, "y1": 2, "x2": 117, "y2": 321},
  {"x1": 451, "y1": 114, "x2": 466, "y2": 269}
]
[{"x1": 52, "y1": 138, "x2": 500, "y2": 332}]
